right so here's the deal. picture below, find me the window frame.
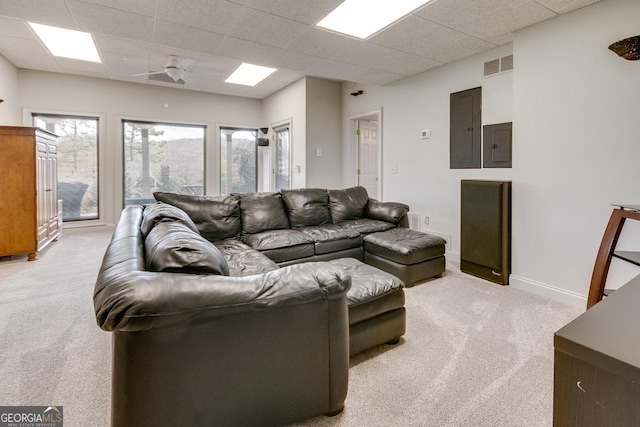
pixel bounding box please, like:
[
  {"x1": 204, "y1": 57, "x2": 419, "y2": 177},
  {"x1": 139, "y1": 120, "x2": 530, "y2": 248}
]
[
  {"x1": 32, "y1": 112, "x2": 101, "y2": 223},
  {"x1": 219, "y1": 126, "x2": 259, "y2": 195},
  {"x1": 121, "y1": 119, "x2": 207, "y2": 206}
]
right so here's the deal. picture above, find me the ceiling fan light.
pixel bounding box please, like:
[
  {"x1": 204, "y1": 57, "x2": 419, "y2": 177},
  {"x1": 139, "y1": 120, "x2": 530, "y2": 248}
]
[{"x1": 166, "y1": 67, "x2": 184, "y2": 82}]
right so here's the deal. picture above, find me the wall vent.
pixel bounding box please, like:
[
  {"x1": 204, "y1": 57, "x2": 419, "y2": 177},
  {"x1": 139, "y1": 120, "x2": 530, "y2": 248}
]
[
  {"x1": 501, "y1": 55, "x2": 513, "y2": 71},
  {"x1": 483, "y1": 55, "x2": 514, "y2": 77},
  {"x1": 483, "y1": 59, "x2": 500, "y2": 76}
]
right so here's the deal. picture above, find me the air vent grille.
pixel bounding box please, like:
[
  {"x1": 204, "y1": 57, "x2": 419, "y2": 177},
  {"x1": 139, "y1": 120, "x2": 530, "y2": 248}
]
[
  {"x1": 484, "y1": 59, "x2": 500, "y2": 76},
  {"x1": 501, "y1": 55, "x2": 513, "y2": 71},
  {"x1": 483, "y1": 55, "x2": 514, "y2": 77}
]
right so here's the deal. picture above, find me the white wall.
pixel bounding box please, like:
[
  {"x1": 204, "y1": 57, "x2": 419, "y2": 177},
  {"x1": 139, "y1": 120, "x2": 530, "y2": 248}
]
[
  {"x1": 511, "y1": 0, "x2": 640, "y2": 304},
  {"x1": 305, "y1": 77, "x2": 343, "y2": 189},
  {"x1": 0, "y1": 54, "x2": 18, "y2": 125},
  {"x1": 262, "y1": 77, "x2": 306, "y2": 189},
  {"x1": 341, "y1": 0, "x2": 640, "y2": 307},
  {"x1": 342, "y1": 43, "x2": 514, "y2": 259},
  {"x1": 18, "y1": 70, "x2": 263, "y2": 225}
]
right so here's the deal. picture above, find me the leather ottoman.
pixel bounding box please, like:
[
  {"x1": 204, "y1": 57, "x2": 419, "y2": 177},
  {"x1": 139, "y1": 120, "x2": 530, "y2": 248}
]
[
  {"x1": 363, "y1": 228, "x2": 446, "y2": 286},
  {"x1": 327, "y1": 258, "x2": 405, "y2": 356}
]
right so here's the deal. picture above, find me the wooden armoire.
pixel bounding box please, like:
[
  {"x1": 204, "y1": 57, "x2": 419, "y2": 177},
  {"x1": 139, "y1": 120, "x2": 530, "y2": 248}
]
[{"x1": 0, "y1": 126, "x2": 59, "y2": 260}]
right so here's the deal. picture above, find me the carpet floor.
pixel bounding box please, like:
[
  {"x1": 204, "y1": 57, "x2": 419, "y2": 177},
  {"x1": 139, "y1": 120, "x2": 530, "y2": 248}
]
[{"x1": 0, "y1": 228, "x2": 582, "y2": 427}]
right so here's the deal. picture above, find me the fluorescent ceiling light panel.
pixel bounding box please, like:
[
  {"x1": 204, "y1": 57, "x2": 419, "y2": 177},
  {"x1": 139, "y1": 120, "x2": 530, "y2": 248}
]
[
  {"x1": 28, "y1": 22, "x2": 101, "y2": 63},
  {"x1": 225, "y1": 63, "x2": 277, "y2": 86},
  {"x1": 317, "y1": 0, "x2": 432, "y2": 39}
]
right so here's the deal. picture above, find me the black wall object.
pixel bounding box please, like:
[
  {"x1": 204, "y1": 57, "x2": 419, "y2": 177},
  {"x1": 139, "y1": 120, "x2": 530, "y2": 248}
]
[
  {"x1": 483, "y1": 122, "x2": 512, "y2": 168},
  {"x1": 257, "y1": 138, "x2": 269, "y2": 146},
  {"x1": 450, "y1": 87, "x2": 482, "y2": 169},
  {"x1": 460, "y1": 179, "x2": 511, "y2": 285}
]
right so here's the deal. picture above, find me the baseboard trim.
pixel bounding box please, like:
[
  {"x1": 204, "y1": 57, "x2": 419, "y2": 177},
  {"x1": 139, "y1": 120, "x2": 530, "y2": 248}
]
[{"x1": 510, "y1": 275, "x2": 586, "y2": 309}]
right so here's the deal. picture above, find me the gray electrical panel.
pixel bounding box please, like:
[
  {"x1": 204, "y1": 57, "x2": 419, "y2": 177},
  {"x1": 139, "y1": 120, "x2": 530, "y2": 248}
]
[{"x1": 483, "y1": 122, "x2": 512, "y2": 168}]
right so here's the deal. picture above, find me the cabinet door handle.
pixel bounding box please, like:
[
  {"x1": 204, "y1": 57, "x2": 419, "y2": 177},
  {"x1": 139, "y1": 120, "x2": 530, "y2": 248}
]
[{"x1": 492, "y1": 270, "x2": 501, "y2": 276}]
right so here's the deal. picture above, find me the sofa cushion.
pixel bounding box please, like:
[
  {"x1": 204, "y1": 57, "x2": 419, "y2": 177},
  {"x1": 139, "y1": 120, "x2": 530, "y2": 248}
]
[
  {"x1": 328, "y1": 186, "x2": 370, "y2": 223},
  {"x1": 326, "y1": 258, "x2": 405, "y2": 325},
  {"x1": 145, "y1": 221, "x2": 229, "y2": 275},
  {"x1": 366, "y1": 200, "x2": 410, "y2": 225},
  {"x1": 297, "y1": 224, "x2": 362, "y2": 255},
  {"x1": 239, "y1": 192, "x2": 290, "y2": 235},
  {"x1": 153, "y1": 192, "x2": 241, "y2": 242},
  {"x1": 140, "y1": 202, "x2": 199, "y2": 238},
  {"x1": 243, "y1": 229, "x2": 315, "y2": 263},
  {"x1": 214, "y1": 239, "x2": 279, "y2": 277},
  {"x1": 281, "y1": 188, "x2": 331, "y2": 228},
  {"x1": 339, "y1": 218, "x2": 395, "y2": 235}
]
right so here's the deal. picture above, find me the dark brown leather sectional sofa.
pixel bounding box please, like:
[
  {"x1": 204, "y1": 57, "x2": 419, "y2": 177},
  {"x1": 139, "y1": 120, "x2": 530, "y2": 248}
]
[{"x1": 93, "y1": 186, "x2": 443, "y2": 426}]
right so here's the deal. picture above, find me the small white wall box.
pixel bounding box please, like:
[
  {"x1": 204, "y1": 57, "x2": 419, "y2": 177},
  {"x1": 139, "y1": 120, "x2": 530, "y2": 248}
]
[{"x1": 421, "y1": 129, "x2": 431, "y2": 139}]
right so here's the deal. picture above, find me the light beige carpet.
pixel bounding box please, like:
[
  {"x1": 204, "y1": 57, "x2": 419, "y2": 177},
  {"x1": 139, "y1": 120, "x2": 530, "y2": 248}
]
[{"x1": 0, "y1": 228, "x2": 582, "y2": 427}]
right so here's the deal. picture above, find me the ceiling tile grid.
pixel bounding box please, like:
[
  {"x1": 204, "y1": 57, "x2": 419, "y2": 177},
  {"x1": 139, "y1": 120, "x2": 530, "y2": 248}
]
[{"x1": 0, "y1": 0, "x2": 603, "y2": 98}]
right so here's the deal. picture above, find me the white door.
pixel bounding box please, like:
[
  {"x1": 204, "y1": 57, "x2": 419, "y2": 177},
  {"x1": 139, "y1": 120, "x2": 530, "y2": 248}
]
[{"x1": 357, "y1": 120, "x2": 379, "y2": 197}]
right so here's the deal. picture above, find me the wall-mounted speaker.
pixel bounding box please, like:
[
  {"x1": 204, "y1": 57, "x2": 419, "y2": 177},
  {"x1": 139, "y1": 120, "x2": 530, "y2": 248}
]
[
  {"x1": 257, "y1": 138, "x2": 269, "y2": 146},
  {"x1": 461, "y1": 180, "x2": 511, "y2": 285}
]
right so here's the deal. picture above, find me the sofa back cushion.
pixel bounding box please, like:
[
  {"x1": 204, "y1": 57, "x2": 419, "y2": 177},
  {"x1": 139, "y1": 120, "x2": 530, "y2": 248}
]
[
  {"x1": 154, "y1": 192, "x2": 241, "y2": 242},
  {"x1": 145, "y1": 221, "x2": 230, "y2": 275},
  {"x1": 327, "y1": 186, "x2": 370, "y2": 223},
  {"x1": 239, "y1": 192, "x2": 290, "y2": 235},
  {"x1": 281, "y1": 188, "x2": 331, "y2": 228},
  {"x1": 140, "y1": 202, "x2": 199, "y2": 237}
]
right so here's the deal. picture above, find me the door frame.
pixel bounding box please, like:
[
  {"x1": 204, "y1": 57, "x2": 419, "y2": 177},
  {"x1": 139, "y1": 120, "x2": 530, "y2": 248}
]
[{"x1": 349, "y1": 108, "x2": 383, "y2": 200}]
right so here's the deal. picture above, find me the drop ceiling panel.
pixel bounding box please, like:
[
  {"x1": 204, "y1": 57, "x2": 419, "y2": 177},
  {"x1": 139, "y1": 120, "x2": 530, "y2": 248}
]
[
  {"x1": 156, "y1": 0, "x2": 244, "y2": 36},
  {"x1": 216, "y1": 37, "x2": 283, "y2": 66},
  {"x1": 228, "y1": 7, "x2": 308, "y2": 48},
  {"x1": 535, "y1": 0, "x2": 602, "y2": 14},
  {"x1": 93, "y1": 36, "x2": 151, "y2": 59},
  {"x1": 100, "y1": 52, "x2": 149, "y2": 77},
  {"x1": 417, "y1": 0, "x2": 526, "y2": 29},
  {"x1": 56, "y1": 57, "x2": 107, "y2": 74},
  {"x1": 153, "y1": 21, "x2": 226, "y2": 56},
  {"x1": 309, "y1": 59, "x2": 406, "y2": 85},
  {"x1": 245, "y1": 0, "x2": 343, "y2": 25},
  {"x1": 74, "y1": 0, "x2": 157, "y2": 17},
  {"x1": 0, "y1": 36, "x2": 50, "y2": 57},
  {"x1": 0, "y1": 18, "x2": 33, "y2": 39},
  {"x1": 0, "y1": 0, "x2": 75, "y2": 28},
  {"x1": 462, "y1": 0, "x2": 557, "y2": 44},
  {"x1": 1, "y1": 50, "x2": 62, "y2": 73},
  {"x1": 67, "y1": 0, "x2": 155, "y2": 42}
]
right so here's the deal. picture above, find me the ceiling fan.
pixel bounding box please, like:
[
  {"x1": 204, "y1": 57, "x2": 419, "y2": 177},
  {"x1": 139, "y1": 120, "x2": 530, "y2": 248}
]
[{"x1": 135, "y1": 55, "x2": 194, "y2": 83}]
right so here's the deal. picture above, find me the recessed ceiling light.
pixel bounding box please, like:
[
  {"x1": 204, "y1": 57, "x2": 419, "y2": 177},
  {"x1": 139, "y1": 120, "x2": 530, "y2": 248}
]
[
  {"x1": 317, "y1": 0, "x2": 432, "y2": 39},
  {"x1": 225, "y1": 63, "x2": 277, "y2": 86},
  {"x1": 28, "y1": 22, "x2": 101, "y2": 63}
]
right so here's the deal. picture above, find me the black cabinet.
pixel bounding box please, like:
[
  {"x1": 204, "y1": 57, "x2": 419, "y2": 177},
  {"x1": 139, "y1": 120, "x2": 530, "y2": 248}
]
[
  {"x1": 450, "y1": 87, "x2": 481, "y2": 169},
  {"x1": 460, "y1": 180, "x2": 511, "y2": 285},
  {"x1": 554, "y1": 275, "x2": 640, "y2": 426}
]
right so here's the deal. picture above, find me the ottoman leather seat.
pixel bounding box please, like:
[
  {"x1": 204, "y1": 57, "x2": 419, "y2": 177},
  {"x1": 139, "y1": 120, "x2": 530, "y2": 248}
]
[
  {"x1": 327, "y1": 258, "x2": 405, "y2": 356},
  {"x1": 364, "y1": 228, "x2": 446, "y2": 286}
]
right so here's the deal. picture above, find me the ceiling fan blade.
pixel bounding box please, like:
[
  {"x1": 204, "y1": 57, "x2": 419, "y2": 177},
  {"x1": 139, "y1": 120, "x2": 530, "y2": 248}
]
[
  {"x1": 134, "y1": 71, "x2": 165, "y2": 77},
  {"x1": 177, "y1": 58, "x2": 194, "y2": 69}
]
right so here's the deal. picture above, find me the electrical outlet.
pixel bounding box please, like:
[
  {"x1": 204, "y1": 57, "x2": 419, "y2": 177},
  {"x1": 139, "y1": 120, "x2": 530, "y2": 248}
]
[{"x1": 424, "y1": 216, "x2": 429, "y2": 225}]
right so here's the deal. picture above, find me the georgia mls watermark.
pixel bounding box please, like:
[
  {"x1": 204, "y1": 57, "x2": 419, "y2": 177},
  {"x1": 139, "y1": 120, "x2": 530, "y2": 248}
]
[{"x1": 0, "y1": 406, "x2": 63, "y2": 427}]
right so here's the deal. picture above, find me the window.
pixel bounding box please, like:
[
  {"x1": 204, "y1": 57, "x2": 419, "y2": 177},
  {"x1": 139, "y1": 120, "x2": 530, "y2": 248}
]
[
  {"x1": 274, "y1": 126, "x2": 291, "y2": 192},
  {"x1": 220, "y1": 127, "x2": 257, "y2": 195},
  {"x1": 123, "y1": 120, "x2": 205, "y2": 206},
  {"x1": 33, "y1": 114, "x2": 99, "y2": 221}
]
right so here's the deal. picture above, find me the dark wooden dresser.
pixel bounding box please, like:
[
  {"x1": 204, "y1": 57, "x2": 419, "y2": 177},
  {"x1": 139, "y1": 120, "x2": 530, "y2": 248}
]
[{"x1": 554, "y1": 275, "x2": 640, "y2": 426}]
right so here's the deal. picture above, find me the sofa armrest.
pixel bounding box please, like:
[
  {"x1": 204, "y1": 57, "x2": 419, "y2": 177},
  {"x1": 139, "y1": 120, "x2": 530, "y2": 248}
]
[
  {"x1": 95, "y1": 262, "x2": 350, "y2": 332},
  {"x1": 94, "y1": 206, "x2": 350, "y2": 332},
  {"x1": 366, "y1": 199, "x2": 410, "y2": 225}
]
